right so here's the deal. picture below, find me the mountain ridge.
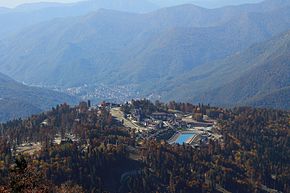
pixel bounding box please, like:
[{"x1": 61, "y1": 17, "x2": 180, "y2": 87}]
[
  {"x1": 0, "y1": 72, "x2": 78, "y2": 122},
  {"x1": 0, "y1": 0, "x2": 289, "y2": 110},
  {"x1": 1, "y1": 1, "x2": 290, "y2": 88},
  {"x1": 177, "y1": 30, "x2": 290, "y2": 109},
  {"x1": 0, "y1": 0, "x2": 159, "y2": 38}
]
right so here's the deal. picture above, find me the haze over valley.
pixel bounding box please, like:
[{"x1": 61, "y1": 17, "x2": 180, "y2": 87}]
[
  {"x1": 0, "y1": 0, "x2": 289, "y2": 114},
  {"x1": 0, "y1": 1, "x2": 289, "y2": 193}
]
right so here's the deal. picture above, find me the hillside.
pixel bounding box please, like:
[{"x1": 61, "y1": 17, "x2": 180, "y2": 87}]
[
  {"x1": 0, "y1": 0, "x2": 290, "y2": 89},
  {"x1": 244, "y1": 87, "x2": 290, "y2": 109},
  {"x1": 0, "y1": 73, "x2": 77, "y2": 122},
  {"x1": 170, "y1": 31, "x2": 290, "y2": 109},
  {"x1": 0, "y1": 0, "x2": 289, "y2": 109},
  {"x1": 0, "y1": 100, "x2": 289, "y2": 192}
]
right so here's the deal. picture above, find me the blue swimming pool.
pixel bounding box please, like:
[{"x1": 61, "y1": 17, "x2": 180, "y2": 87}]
[{"x1": 175, "y1": 133, "x2": 195, "y2": 144}]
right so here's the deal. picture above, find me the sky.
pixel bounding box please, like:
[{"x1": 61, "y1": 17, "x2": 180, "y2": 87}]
[{"x1": 0, "y1": 0, "x2": 265, "y2": 8}]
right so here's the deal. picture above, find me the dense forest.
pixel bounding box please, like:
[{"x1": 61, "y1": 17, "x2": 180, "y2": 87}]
[{"x1": 0, "y1": 101, "x2": 289, "y2": 193}]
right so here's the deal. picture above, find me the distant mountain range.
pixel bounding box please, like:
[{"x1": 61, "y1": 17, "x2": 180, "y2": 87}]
[
  {"x1": 1, "y1": 1, "x2": 290, "y2": 84},
  {"x1": 0, "y1": 0, "x2": 287, "y2": 39},
  {"x1": 0, "y1": 73, "x2": 77, "y2": 122},
  {"x1": 0, "y1": 0, "x2": 289, "y2": 110},
  {"x1": 0, "y1": 0, "x2": 158, "y2": 38},
  {"x1": 150, "y1": 0, "x2": 264, "y2": 8}
]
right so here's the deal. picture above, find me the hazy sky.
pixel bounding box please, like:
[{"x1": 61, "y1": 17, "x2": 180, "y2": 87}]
[{"x1": 0, "y1": 0, "x2": 265, "y2": 8}]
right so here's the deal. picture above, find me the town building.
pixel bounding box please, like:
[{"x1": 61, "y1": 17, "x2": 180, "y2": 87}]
[{"x1": 151, "y1": 112, "x2": 175, "y2": 121}]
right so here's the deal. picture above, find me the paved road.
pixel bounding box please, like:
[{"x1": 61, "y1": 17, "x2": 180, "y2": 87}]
[{"x1": 110, "y1": 107, "x2": 147, "y2": 132}]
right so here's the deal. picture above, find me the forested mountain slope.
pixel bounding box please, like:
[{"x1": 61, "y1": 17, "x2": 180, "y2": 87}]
[
  {"x1": 0, "y1": 101, "x2": 289, "y2": 192},
  {"x1": 168, "y1": 30, "x2": 290, "y2": 109},
  {"x1": 0, "y1": 0, "x2": 290, "y2": 89},
  {"x1": 0, "y1": 0, "x2": 289, "y2": 109},
  {"x1": 0, "y1": 73, "x2": 77, "y2": 122}
]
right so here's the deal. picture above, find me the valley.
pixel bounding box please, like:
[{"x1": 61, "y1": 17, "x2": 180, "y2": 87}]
[
  {"x1": 44, "y1": 83, "x2": 147, "y2": 103},
  {"x1": 0, "y1": 1, "x2": 289, "y2": 192},
  {"x1": 0, "y1": 0, "x2": 289, "y2": 110}
]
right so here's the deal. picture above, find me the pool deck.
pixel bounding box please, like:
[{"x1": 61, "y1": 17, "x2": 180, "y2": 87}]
[
  {"x1": 168, "y1": 127, "x2": 213, "y2": 145},
  {"x1": 168, "y1": 130, "x2": 199, "y2": 145}
]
